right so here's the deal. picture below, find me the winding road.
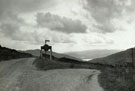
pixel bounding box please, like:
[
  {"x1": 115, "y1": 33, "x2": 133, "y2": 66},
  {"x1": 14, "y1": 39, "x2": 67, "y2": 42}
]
[{"x1": 0, "y1": 58, "x2": 104, "y2": 91}]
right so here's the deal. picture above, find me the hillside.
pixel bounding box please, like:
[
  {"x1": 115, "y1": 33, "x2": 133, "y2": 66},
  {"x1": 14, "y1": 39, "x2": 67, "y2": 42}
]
[
  {"x1": 23, "y1": 49, "x2": 82, "y2": 61},
  {"x1": 0, "y1": 45, "x2": 33, "y2": 61},
  {"x1": 89, "y1": 48, "x2": 135, "y2": 66},
  {"x1": 87, "y1": 48, "x2": 135, "y2": 91},
  {"x1": 65, "y1": 49, "x2": 120, "y2": 59}
]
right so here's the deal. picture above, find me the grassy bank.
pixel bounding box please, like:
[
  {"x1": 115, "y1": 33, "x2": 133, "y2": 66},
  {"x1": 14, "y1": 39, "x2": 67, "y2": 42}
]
[
  {"x1": 99, "y1": 67, "x2": 135, "y2": 91},
  {"x1": 33, "y1": 57, "x2": 83, "y2": 70},
  {"x1": 34, "y1": 57, "x2": 135, "y2": 91},
  {"x1": 0, "y1": 45, "x2": 33, "y2": 61}
]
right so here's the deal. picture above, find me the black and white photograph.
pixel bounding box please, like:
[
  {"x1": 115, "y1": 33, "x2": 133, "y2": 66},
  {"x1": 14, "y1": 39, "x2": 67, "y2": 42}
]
[{"x1": 0, "y1": 0, "x2": 135, "y2": 91}]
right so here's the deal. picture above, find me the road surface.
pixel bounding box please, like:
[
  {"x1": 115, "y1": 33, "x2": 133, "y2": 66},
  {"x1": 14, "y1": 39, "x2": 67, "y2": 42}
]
[{"x1": 0, "y1": 58, "x2": 104, "y2": 91}]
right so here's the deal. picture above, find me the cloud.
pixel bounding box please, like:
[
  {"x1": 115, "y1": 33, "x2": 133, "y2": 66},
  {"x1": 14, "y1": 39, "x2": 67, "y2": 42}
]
[
  {"x1": 83, "y1": 0, "x2": 135, "y2": 33},
  {"x1": 50, "y1": 32, "x2": 73, "y2": 43},
  {"x1": 0, "y1": 0, "x2": 84, "y2": 49},
  {"x1": 0, "y1": 0, "x2": 56, "y2": 21},
  {"x1": 36, "y1": 12, "x2": 87, "y2": 33},
  {"x1": 93, "y1": 23, "x2": 115, "y2": 33},
  {"x1": 0, "y1": 21, "x2": 73, "y2": 46},
  {"x1": 71, "y1": 33, "x2": 114, "y2": 45},
  {"x1": 0, "y1": 23, "x2": 19, "y2": 39},
  {"x1": 30, "y1": 28, "x2": 74, "y2": 44},
  {"x1": 0, "y1": 0, "x2": 55, "y2": 13},
  {"x1": 0, "y1": 12, "x2": 33, "y2": 42},
  {"x1": 0, "y1": 22, "x2": 35, "y2": 42}
]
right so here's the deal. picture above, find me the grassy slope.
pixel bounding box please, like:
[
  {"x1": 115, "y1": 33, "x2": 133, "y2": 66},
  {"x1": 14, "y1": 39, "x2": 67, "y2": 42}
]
[
  {"x1": 90, "y1": 48, "x2": 134, "y2": 66},
  {"x1": 0, "y1": 45, "x2": 33, "y2": 61},
  {"x1": 33, "y1": 57, "x2": 90, "y2": 70},
  {"x1": 23, "y1": 49, "x2": 82, "y2": 61},
  {"x1": 99, "y1": 67, "x2": 135, "y2": 91},
  {"x1": 65, "y1": 49, "x2": 120, "y2": 59},
  {"x1": 89, "y1": 48, "x2": 135, "y2": 91}
]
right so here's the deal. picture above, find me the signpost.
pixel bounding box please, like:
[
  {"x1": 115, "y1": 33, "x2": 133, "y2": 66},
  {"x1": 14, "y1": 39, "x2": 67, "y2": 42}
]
[{"x1": 40, "y1": 40, "x2": 52, "y2": 60}]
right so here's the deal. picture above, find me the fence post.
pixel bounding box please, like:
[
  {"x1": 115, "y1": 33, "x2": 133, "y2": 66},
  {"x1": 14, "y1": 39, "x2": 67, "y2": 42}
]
[
  {"x1": 131, "y1": 48, "x2": 135, "y2": 81},
  {"x1": 132, "y1": 48, "x2": 135, "y2": 68}
]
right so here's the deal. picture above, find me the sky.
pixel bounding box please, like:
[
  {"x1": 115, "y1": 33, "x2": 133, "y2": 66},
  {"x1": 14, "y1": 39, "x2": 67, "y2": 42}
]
[{"x1": 0, "y1": 0, "x2": 135, "y2": 53}]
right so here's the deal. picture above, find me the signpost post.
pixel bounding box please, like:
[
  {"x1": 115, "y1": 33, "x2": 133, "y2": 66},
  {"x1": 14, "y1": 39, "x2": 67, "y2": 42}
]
[
  {"x1": 131, "y1": 48, "x2": 135, "y2": 81},
  {"x1": 132, "y1": 48, "x2": 135, "y2": 68}
]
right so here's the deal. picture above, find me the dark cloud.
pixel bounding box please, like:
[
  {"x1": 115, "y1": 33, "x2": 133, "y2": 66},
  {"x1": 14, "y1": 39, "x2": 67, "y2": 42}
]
[
  {"x1": 0, "y1": 23, "x2": 31, "y2": 41},
  {"x1": 84, "y1": 0, "x2": 123, "y2": 22},
  {"x1": 0, "y1": 0, "x2": 56, "y2": 21},
  {"x1": 0, "y1": 23, "x2": 19, "y2": 39},
  {"x1": 0, "y1": 0, "x2": 54, "y2": 13},
  {"x1": 0, "y1": 12, "x2": 31, "y2": 41},
  {"x1": 83, "y1": 0, "x2": 134, "y2": 33},
  {"x1": 36, "y1": 12, "x2": 87, "y2": 33},
  {"x1": 93, "y1": 23, "x2": 115, "y2": 33}
]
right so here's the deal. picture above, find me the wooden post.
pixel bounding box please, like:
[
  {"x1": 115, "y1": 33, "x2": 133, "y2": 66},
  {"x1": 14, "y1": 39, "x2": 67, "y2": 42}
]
[
  {"x1": 131, "y1": 48, "x2": 135, "y2": 81},
  {"x1": 45, "y1": 51, "x2": 46, "y2": 60},
  {"x1": 40, "y1": 50, "x2": 42, "y2": 58},
  {"x1": 132, "y1": 48, "x2": 135, "y2": 68},
  {"x1": 50, "y1": 47, "x2": 52, "y2": 60}
]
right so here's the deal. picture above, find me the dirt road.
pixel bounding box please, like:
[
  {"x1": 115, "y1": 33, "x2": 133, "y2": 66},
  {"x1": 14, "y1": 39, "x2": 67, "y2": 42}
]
[{"x1": 0, "y1": 58, "x2": 104, "y2": 91}]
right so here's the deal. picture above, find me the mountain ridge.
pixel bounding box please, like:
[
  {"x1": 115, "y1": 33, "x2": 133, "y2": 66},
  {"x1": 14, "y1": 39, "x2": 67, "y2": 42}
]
[
  {"x1": 65, "y1": 49, "x2": 120, "y2": 59},
  {"x1": 89, "y1": 48, "x2": 135, "y2": 66},
  {"x1": 22, "y1": 49, "x2": 83, "y2": 61}
]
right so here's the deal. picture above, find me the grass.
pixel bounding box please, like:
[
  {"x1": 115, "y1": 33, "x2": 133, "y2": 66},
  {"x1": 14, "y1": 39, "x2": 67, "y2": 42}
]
[
  {"x1": 33, "y1": 57, "x2": 80, "y2": 70},
  {"x1": 0, "y1": 45, "x2": 33, "y2": 61},
  {"x1": 98, "y1": 67, "x2": 135, "y2": 91},
  {"x1": 34, "y1": 57, "x2": 135, "y2": 91},
  {"x1": 33, "y1": 57, "x2": 96, "y2": 70}
]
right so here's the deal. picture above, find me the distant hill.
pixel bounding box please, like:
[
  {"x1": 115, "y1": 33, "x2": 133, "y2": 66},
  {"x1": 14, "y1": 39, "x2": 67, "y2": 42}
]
[
  {"x1": 0, "y1": 45, "x2": 33, "y2": 61},
  {"x1": 89, "y1": 48, "x2": 135, "y2": 66},
  {"x1": 65, "y1": 49, "x2": 120, "y2": 59},
  {"x1": 23, "y1": 49, "x2": 40, "y2": 57},
  {"x1": 23, "y1": 49, "x2": 82, "y2": 61}
]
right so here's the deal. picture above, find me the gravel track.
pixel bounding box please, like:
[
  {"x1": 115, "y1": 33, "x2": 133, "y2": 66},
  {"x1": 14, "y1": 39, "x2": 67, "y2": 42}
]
[{"x1": 0, "y1": 58, "x2": 104, "y2": 91}]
